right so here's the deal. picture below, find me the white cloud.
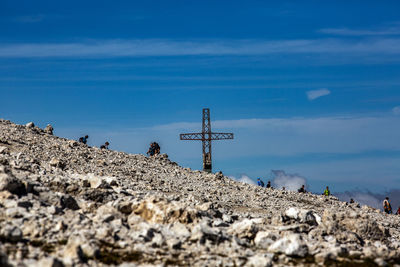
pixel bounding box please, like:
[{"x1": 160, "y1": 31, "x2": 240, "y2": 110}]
[
  {"x1": 271, "y1": 170, "x2": 307, "y2": 191},
  {"x1": 1, "y1": 38, "x2": 400, "y2": 58},
  {"x1": 392, "y1": 106, "x2": 400, "y2": 115},
  {"x1": 306, "y1": 88, "x2": 331, "y2": 100},
  {"x1": 229, "y1": 175, "x2": 256, "y2": 185}
]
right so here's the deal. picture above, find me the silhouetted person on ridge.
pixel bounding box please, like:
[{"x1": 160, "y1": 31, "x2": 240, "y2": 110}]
[
  {"x1": 257, "y1": 178, "x2": 264, "y2": 187},
  {"x1": 147, "y1": 142, "x2": 155, "y2": 156},
  {"x1": 350, "y1": 198, "x2": 355, "y2": 204},
  {"x1": 79, "y1": 135, "x2": 89, "y2": 144},
  {"x1": 100, "y1": 141, "x2": 109, "y2": 149},
  {"x1": 154, "y1": 142, "x2": 160, "y2": 155},
  {"x1": 298, "y1": 185, "x2": 306, "y2": 193},
  {"x1": 266, "y1": 181, "x2": 272, "y2": 188},
  {"x1": 147, "y1": 142, "x2": 160, "y2": 156}
]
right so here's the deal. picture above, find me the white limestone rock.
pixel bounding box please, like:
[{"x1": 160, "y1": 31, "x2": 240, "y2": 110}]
[{"x1": 268, "y1": 234, "x2": 308, "y2": 257}]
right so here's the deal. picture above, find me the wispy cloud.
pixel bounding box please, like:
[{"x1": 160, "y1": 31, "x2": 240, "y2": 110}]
[
  {"x1": 392, "y1": 106, "x2": 400, "y2": 115},
  {"x1": 229, "y1": 174, "x2": 256, "y2": 185},
  {"x1": 1, "y1": 38, "x2": 400, "y2": 58},
  {"x1": 319, "y1": 25, "x2": 400, "y2": 36},
  {"x1": 306, "y1": 88, "x2": 331, "y2": 100},
  {"x1": 13, "y1": 15, "x2": 45, "y2": 23}
]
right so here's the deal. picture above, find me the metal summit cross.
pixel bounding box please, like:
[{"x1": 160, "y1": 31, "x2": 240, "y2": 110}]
[{"x1": 180, "y1": 108, "x2": 234, "y2": 173}]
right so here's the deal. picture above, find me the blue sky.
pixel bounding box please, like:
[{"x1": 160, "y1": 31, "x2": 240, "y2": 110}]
[{"x1": 1, "y1": 1, "x2": 400, "y2": 195}]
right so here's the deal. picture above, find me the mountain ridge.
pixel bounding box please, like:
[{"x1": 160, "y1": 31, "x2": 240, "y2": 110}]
[{"x1": 0, "y1": 118, "x2": 399, "y2": 266}]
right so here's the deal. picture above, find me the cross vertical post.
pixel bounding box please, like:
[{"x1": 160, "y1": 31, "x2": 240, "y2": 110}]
[
  {"x1": 202, "y1": 108, "x2": 212, "y2": 172},
  {"x1": 180, "y1": 108, "x2": 234, "y2": 173}
]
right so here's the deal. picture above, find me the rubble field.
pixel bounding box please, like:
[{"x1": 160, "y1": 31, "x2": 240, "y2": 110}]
[{"x1": 0, "y1": 119, "x2": 399, "y2": 266}]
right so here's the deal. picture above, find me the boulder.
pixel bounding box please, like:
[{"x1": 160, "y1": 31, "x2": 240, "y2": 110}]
[
  {"x1": 34, "y1": 257, "x2": 64, "y2": 267},
  {"x1": 190, "y1": 221, "x2": 223, "y2": 244},
  {"x1": 60, "y1": 195, "x2": 80, "y2": 210},
  {"x1": 245, "y1": 254, "x2": 272, "y2": 267},
  {"x1": 133, "y1": 196, "x2": 197, "y2": 224},
  {"x1": 25, "y1": 122, "x2": 35, "y2": 128},
  {"x1": 0, "y1": 224, "x2": 23, "y2": 242},
  {"x1": 268, "y1": 234, "x2": 308, "y2": 257},
  {"x1": 254, "y1": 231, "x2": 277, "y2": 249},
  {"x1": 169, "y1": 222, "x2": 191, "y2": 240},
  {"x1": 284, "y1": 207, "x2": 321, "y2": 226},
  {"x1": 63, "y1": 236, "x2": 86, "y2": 264},
  {"x1": 44, "y1": 124, "x2": 54, "y2": 135},
  {"x1": 49, "y1": 158, "x2": 65, "y2": 169},
  {"x1": 0, "y1": 172, "x2": 26, "y2": 196},
  {"x1": 227, "y1": 219, "x2": 258, "y2": 239},
  {"x1": 0, "y1": 146, "x2": 9, "y2": 154}
]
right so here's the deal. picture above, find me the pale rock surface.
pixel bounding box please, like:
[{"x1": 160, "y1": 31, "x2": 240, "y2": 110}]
[
  {"x1": 25, "y1": 122, "x2": 34, "y2": 128},
  {"x1": 44, "y1": 124, "x2": 54, "y2": 135},
  {"x1": 269, "y1": 234, "x2": 308, "y2": 257},
  {"x1": 0, "y1": 118, "x2": 399, "y2": 266}
]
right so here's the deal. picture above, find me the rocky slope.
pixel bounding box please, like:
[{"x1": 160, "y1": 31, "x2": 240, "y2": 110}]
[{"x1": 0, "y1": 118, "x2": 399, "y2": 266}]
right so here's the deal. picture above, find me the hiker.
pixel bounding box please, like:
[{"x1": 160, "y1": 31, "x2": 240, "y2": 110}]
[
  {"x1": 383, "y1": 197, "x2": 392, "y2": 214},
  {"x1": 100, "y1": 141, "x2": 109, "y2": 149},
  {"x1": 323, "y1": 186, "x2": 330, "y2": 196},
  {"x1": 396, "y1": 207, "x2": 400, "y2": 215},
  {"x1": 266, "y1": 181, "x2": 272, "y2": 188},
  {"x1": 350, "y1": 198, "x2": 355, "y2": 204},
  {"x1": 147, "y1": 142, "x2": 156, "y2": 156},
  {"x1": 298, "y1": 185, "x2": 306, "y2": 193},
  {"x1": 153, "y1": 142, "x2": 160, "y2": 155},
  {"x1": 282, "y1": 186, "x2": 286, "y2": 191},
  {"x1": 257, "y1": 178, "x2": 264, "y2": 187},
  {"x1": 79, "y1": 135, "x2": 89, "y2": 144}
]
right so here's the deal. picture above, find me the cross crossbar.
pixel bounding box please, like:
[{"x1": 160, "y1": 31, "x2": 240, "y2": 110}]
[{"x1": 180, "y1": 133, "x2": 234, "y2": 140}]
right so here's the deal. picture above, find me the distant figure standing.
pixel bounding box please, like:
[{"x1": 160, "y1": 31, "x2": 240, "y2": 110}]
[
  {"x1": 79, "y1": 135, "x2": 89, "y2": 144},
  {"x1": 257, "y1": 178, "x2": 264, "y2": 187},
  {"x1": 323, "y1": 186, "x2": 330, "y2": 196},
  {"x1": 396, "y1": 207, "x2": 400, "y2": 215},
  {"x1": 383, "y1": 197, "x2": 392, "y2": 214},
  {"x1": 298, "y1": 185, "x2": 306, "y2": 193},
  {"x1": 100, "y1": 141, "x2": 110, "y2": 149},
  {"x1": 282, "y1": 186, "x2": 286, "y2": 191},
  {"x1": 350, "y1": 198, "x2": 355, "y2": 204},
  {"x1": 266, "y1": 181, "x2": 272, "y2": 188}
]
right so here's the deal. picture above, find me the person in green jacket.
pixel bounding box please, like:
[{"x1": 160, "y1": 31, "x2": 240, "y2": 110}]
[{"x1": 323, "y1": 186, "x2": 330, "y2": 196}]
